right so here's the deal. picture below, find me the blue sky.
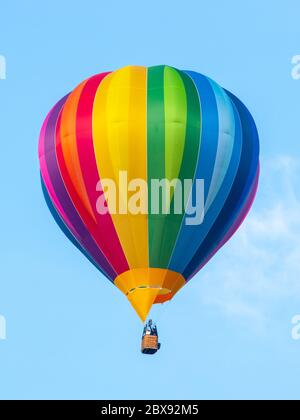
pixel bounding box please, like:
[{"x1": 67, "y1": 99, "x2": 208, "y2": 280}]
[{"x1": 0, "y1": 0, "x2": 300, "y2": 400}]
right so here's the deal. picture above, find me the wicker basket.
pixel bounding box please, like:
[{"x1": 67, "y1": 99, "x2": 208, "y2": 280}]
[{"x1": 141, "y1": 335, "x2": 158, "y2": 354}]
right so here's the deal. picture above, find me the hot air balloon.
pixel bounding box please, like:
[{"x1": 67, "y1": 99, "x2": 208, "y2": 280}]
[{"x1": 38, "y1": 65, "x2": 259, "y2": 354}]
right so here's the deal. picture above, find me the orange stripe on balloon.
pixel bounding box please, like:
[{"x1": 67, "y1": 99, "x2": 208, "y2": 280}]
[{"x1": 59, "y1": 80, "x2": 96, "y2": 221}]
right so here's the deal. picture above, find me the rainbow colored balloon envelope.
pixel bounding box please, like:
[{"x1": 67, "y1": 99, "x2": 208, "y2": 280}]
[{"x1": 38, "y1": 65, "x2": 260, "y2": 322}]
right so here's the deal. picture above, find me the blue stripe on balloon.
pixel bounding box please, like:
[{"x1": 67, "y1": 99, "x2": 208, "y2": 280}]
[
  {"x1": 182, "y1": 100, "x2": 243, "y2": 278},
  {"x1": 185, "y1": 72, "x2": 219, "y2": 201},
  {"x1": 204, "y1": 78, "x2": 236, "y2": 211},
  {"x1": 183, "y1": 93, "x2": 260, "y2": 280},
  {"x1": 168, "y1": 72, "x2": 220, "y2": 273}
]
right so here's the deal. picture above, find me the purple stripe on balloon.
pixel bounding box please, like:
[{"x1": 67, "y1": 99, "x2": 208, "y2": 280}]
[
  {"x1": 42, "y1": 96, "x2": 116, "y2": 280},
  {"x1": 39, "y1": 109, "x2": 74, "y2": 232}
]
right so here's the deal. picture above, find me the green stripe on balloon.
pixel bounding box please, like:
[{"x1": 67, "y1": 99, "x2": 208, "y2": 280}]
[
  {"x1": 157, "y1": 69, "x2": 201, "y2": 267},
  {"x1": 150, "y1": 66, "x2": 187, "y2": 268},
  {"x1": 164, "y1": 66, "x2": 187, "y2": 183},
  {"x1": 147, "y1": 66, "x2": 201, "y2": 268},
  {"x1": 147, "y1": 65, "x2": 166, "y2": 266}
]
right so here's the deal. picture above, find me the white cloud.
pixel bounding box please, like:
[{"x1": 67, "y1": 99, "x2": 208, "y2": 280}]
[{"x1": 199, "y1": 155, "x2": 300, "y2": 330}]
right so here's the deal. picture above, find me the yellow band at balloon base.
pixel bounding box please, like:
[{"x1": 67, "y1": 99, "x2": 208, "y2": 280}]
[{"x1": 114, "y1": 268, "x2": 186, "y2": 322}]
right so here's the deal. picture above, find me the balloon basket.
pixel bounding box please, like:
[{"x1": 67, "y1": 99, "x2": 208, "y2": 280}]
[{"x1": 141, "y1": 335, "x2": 159, "y2": 355}]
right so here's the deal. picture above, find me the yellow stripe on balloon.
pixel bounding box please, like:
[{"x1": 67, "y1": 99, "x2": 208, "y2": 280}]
[
  {"x1": 92, "y1": 66, "x2": 149, "y2": 268},
  {"x1": 59, "y1": 80, "x2": 96, "y2": 221}
]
